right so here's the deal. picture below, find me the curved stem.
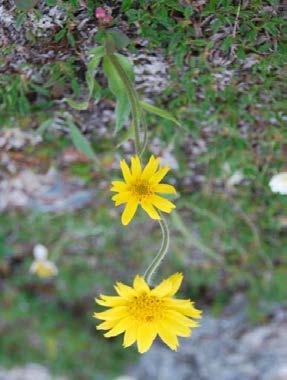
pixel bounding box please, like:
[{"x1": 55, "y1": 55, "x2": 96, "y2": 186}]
[
  {"x1": 140, "y1": 109, "x2": 148, "y2": 156},
  {"x1": 143, "y1": 213, "x2": 170, "y2": 285},
  {"x1": 107, "y1": 53, "x2": 143, "y2": 156}
]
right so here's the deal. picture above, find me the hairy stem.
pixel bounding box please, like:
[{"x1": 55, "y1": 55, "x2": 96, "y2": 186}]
[
  {"x1": 140, "y1": 110, "x2": 148, "y2": 156},
  {"x1": 143, "y1": 213, "x2": 170, "y2": 285}
]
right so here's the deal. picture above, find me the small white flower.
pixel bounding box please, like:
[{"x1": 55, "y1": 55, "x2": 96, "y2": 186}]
[
  {"x1": 30, "y1": 244, "x2": 58, "y2": 278},
  {"x1": 33, "y1": 244, "x2": 48, "y2": 261},
  {"x1": 269, "y1": 173, "x2": 287, "y2": 195},
  {"x1": 227, "y1": 170, "x2": 244, "y2": 188}
]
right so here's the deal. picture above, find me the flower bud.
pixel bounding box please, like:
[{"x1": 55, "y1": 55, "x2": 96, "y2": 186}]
[{"x1": 95, "y1": 7, "x2": 106, "y2": 19}]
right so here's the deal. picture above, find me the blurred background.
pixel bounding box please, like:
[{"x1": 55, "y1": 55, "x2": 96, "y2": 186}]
[{"x1": 0, "y1": 1, "x2": 287, "y2": 379}]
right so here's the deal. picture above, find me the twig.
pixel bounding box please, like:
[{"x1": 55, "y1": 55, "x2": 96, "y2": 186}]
[{"x1": 232, "y1": 1, "x2": 242, "y2": 38}]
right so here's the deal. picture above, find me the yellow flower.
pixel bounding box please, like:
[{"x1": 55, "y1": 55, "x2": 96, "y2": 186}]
[
  {"x1": 111, "y1": 155, "x2": 176, "y2": 225},
  {"x1": 29, "y1": 244, "x2": 58, "y2": 278},
  {"x1": 94, "y1": 273, "x2": 202, "y2": 353}
]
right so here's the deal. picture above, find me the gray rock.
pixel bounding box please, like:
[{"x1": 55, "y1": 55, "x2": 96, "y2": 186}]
[
  {"x1": 263, "y1": 367, "x2": 287, "y2": 380},
  {"x1": 127, "y1": 296, "x2": 287, "y2": 380}
]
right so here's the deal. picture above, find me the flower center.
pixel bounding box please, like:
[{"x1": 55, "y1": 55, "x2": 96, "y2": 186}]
[
  {"x1": 128, "y1": 293, "x2": 164, "y2": 323},
  {"x1": 130, "y1": 180, "x2": 153, "y2": 198}
]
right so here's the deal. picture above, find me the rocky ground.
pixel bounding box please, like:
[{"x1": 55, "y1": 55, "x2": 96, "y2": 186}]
[
  {"x1": 1, "y1": 295, "x2": 286, "y2": 380},
  {"x1": 0, "y1": 364, "x2": 67, "y2": 380},
  {"x1": 128, "y1": 295, "x2": 287, "y2": 380},
  {"x1": 1, "y1": 2, "x2": 286, "y2": 380}
]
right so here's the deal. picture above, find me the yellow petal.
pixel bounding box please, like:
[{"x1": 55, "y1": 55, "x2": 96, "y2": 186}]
[
  {"x1": 95, "y1": 298, "x2": 108, "y2": 307},
  {"x1": 155, "y1": 183, "x2": 176, "y2": 194},
  {"x1": 120, "y1": 160, "x2": 132, "y2": 183},
  {"x1": 131, "y1": 156, "x2": 142, "y2": 177},
  {"x1": 104, "y1": 317, "x2": 131, "y2": 338},
  {"x1": 96, "y1": 295, "x2": 127, "y2": 307},
  {"x1": 165, "y1": 310, "x2": 200, "y2": 327},
  {"x1": 123, "y1": 322, "x2": 138, "y2": 347},
  {"x1": 112, "y1": 192, "x2": 130, "y2": 205},
  {"x1": 151, "y1": 280, "x2": 172, "y2": 298},
  {"x1": 158, "y1": 322, "x2": 179, "y2": 351},
  {"x1": 111, "y1": 181, "x2": 128, "y2": 192},
  {"x1": 151, "y1": 166, "x2": 170, "y2": 183},
  {"x1": 151, "y1": 195, "x2": 176, "y2": 213},
  {"x1": 133, "y1": 275, "x2": 150, "y2": 293},
  {"x1": 141, "y1": 156, "x2": 160, "y2": 179},
  {"x1": 141, "y1": 201, "x2": 161, "y2": 220},
  {"x1": 167, "y1": 300, "x2": 202, "y2": 319},
  {"x1": 166, "y1": 272, "x2": 183, "y2": 296},
  {"x1": 121, "y1": 200, "x2": 138, "y2": 225},
  {"x1": 94, "y1": 306, "x2": 128, "y2": 321},
  {"x1": 115, "y1": 282, "x2": 136, "y2": 298},
  {"x1": 137, "y1": 323, "x2": 157, "y2": 353},
  {"x1": 152, "y1": 273, "x2": 183, "y2": 298},
  {"x1": 161, "y1": 318, "x2": 191, "y2": 337},
  {"x1": 96, "y1": 319, "x2": 119, "y2": 330}
]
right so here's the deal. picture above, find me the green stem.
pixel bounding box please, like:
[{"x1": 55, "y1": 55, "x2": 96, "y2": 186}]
[
  {"x1": 140, "y1": 110, "x2": 148, "y2": 155},
  {"x1": 143, "y1": 213, "x2": 170, "y2": 285}
]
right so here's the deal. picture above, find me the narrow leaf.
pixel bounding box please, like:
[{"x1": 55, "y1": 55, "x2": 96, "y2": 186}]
[
  {"x1": 115, "y1": 96, "x2": 130, "y2": 135},
  {"x1": 68, "y1": 121, "x2": 96, "y2": 161},
  {"x1": 86, "y1": 53, "x2": 103, "y2": 98},
  {"x1": 88, "y1": 46, "x2": 105, "y2": 59},
  {"x1": 65, "y1": 98, "x2": 89, "y2": 110},
  {"x1": 107, "y1": 30, "x2": 130, "y2": 49},
  {"x1": 15, "y1": 12, "x2": 26, "y2": 31},
  {"x1": 37, "y1": 118, "x2": 55, "y2": 134},
  {"x1": 103, "y1": 56, "x2": 131, "y2": 133},
  {"x1": 114, "y1": 53, "x2": 135, "y2": 82},
  {"x1": 140, "y1": 101, "x2": 181, "y2": 127}
]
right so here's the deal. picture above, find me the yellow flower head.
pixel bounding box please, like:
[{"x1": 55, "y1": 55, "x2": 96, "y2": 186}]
[
  {"x1": 111, "y1": 155, "x2": 176, "y2": 225},
  {"x1": 29, "y1": 244, "x2": 58, "y2": 279},
  {"x1": 94, "y1": 273, "x2": 202, "y2": 353}
]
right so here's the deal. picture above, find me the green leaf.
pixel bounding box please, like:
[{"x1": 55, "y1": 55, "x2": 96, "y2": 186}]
[
  {"x1": 18, "y1": 95, "x2": 30, "y2": 114},
  {"x1": 107, "y1": 30, "x2": 130, "y2": 49},
  {"x1": 115, "y1": 96, "x2": 130, "y2": 136},
  {"x1": 71, "y1": 78, "x2": 81, "y2": 97},
  {"x1": 116, "y1": 122, "x2": 134, "y2": 148},
  {"x1": 55, "y1": 28, "x2": 66, "y2": 43},
  {"x1": 121, "y1": 0, "x2": 133, "y2": 11},
  {"x1": 15, "y1": 0, "x2": 37, "y2": 10},
  {"x1": 88, "y1": 46, "x2": 105, "y2": 58},
  {"x1": 67, "y1": 31, "x2": 76, "y2": 47},
  {"x1": 221, "y1": 35, "x2": 234, "y2": 51},
  {"x1": 68, "y1": 121, "x2": 96, "y2": 161},
  {"x1": 140, "y1": 101, "x2": 181, "y2": 127},
  {"x1": 37, "y1": 118, "x2": 55, "y2": 134},
  {"x1": 86, "y1": 49, "x2": 104, "y2": 98},
  {"x1": 114, "y1": 53, "x2": 135, "y2": 82},
  {"x1": 65, "y1": 98, "x2": 89, "y2": 110},
  {"x1": 103, "y1": 56, "x2": 131, "y2": 133},
  {"x1": 15, "y1": 12, "x2": 26, "y2": 31},
  {"x1": 87, "y1": 56, "x2": 102, "y2": 74},
  {"x1": 184, "y1": 6, "x2": 193, "y2": 18}
]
